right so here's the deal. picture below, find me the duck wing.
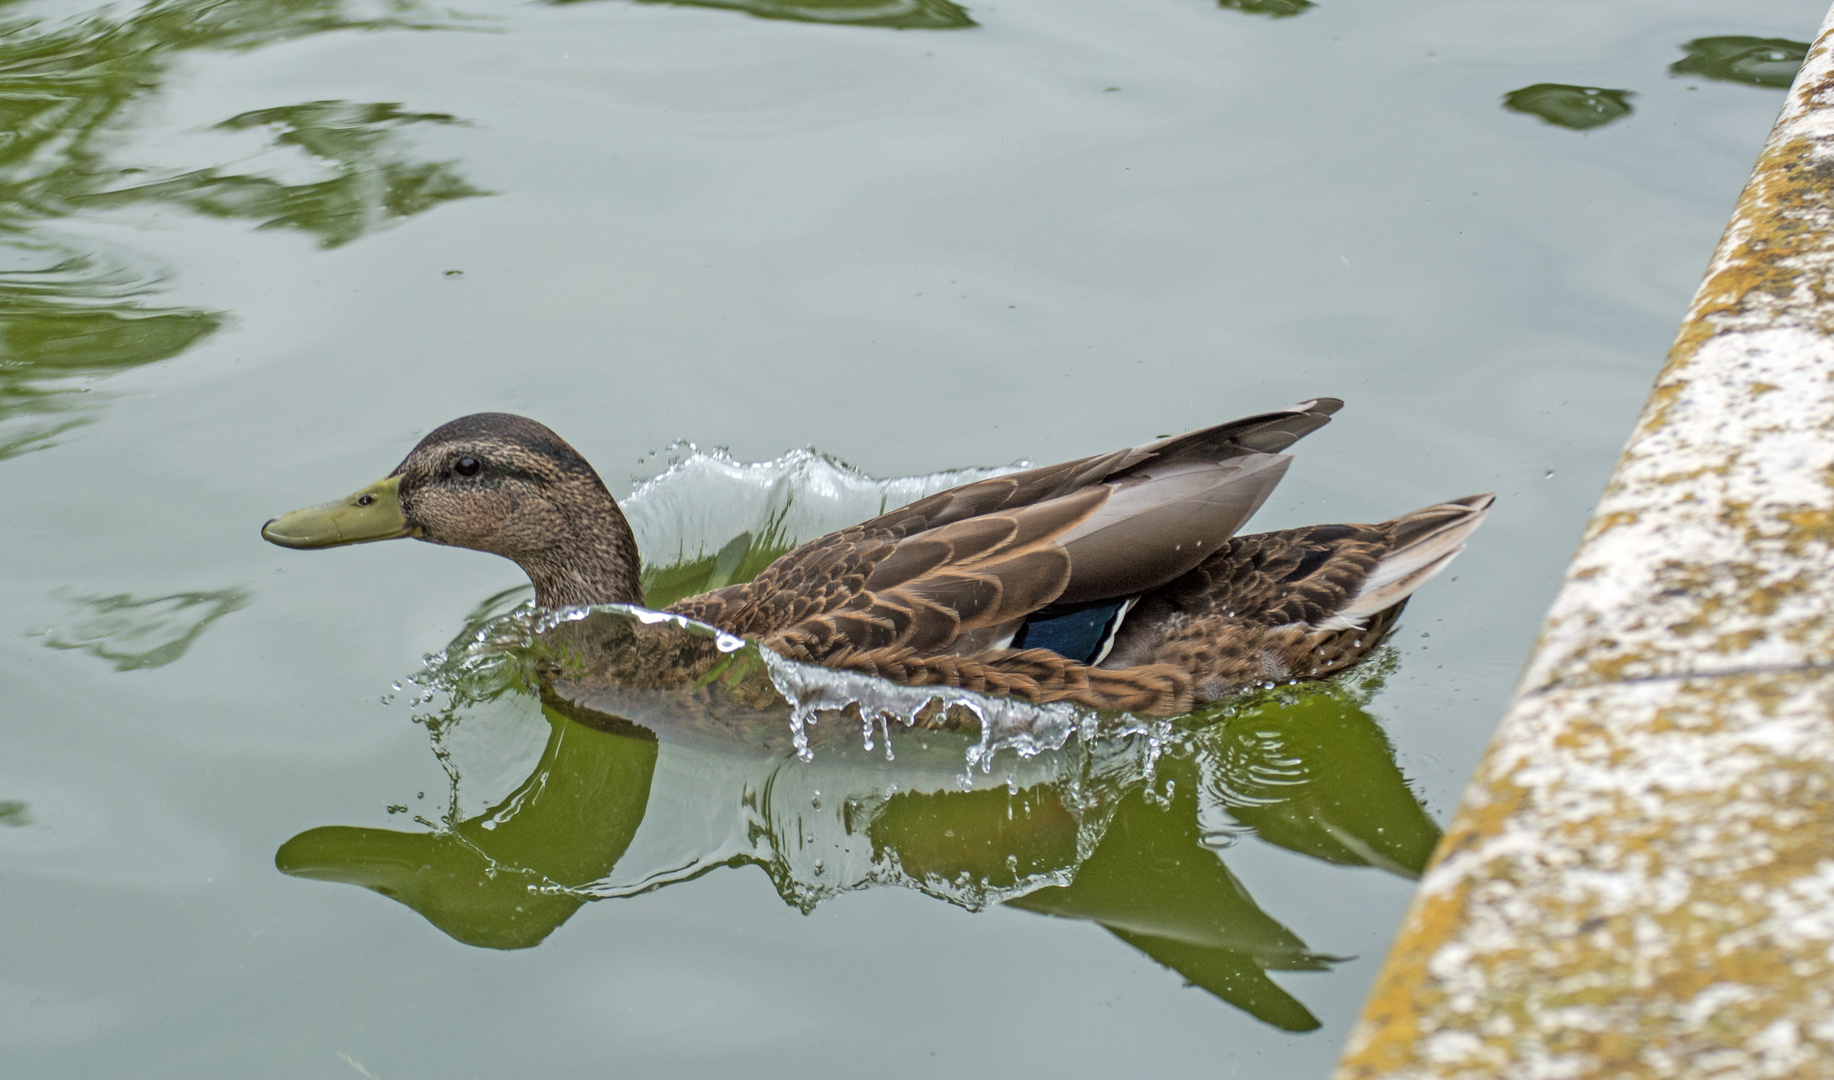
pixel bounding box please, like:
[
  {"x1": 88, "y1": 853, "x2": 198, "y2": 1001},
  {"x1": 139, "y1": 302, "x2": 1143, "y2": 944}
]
[
  {"x1": 1100, "y1": 493, "x2": 1495, "y2": 677},
  {"x1": 667, "y1": 399, "x2": 1340, "y2": 659}
]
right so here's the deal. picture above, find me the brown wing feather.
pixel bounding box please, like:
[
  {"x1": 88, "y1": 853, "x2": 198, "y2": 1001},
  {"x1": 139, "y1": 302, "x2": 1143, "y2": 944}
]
[
  {"x1": 724, "y1": 491, "x2": 1489, "y2": 717},
  {"x1": 831, "y1": 396, "x2": 1340, "y2": 541},
  {"x1": 1054, "y1": 452, "x2": 1292, "y2": 603},
  {"x1": 1102, "y1": 495, "x2": 1492, "y2": 697},
  {"x1": 666, "y1": 400, "x2": 1345, "y2": 663}
]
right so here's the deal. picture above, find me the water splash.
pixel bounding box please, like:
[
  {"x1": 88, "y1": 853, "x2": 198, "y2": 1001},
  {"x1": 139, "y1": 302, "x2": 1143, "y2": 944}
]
[
  {"x1": 532, "y1": 600, "x2": 744, "y2": 654},
  {"x1": 413, "y1": 593, "x2": 1109, "y2": 776},
  {"x1": 758, "y1": 647, "x2": 1101, "y2": 775},
  {"x1": 545, "y1": 713, "x2": 1161, "y2": 914},
  {"x1": 624, "y1": 443, "x2": 1022, "y2": 566}
]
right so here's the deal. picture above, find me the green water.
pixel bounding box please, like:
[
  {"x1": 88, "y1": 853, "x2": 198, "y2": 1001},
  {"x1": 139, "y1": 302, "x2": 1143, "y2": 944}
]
[{"x1": 2, "y1": 0, "x2": 1823, "y2": 1075}]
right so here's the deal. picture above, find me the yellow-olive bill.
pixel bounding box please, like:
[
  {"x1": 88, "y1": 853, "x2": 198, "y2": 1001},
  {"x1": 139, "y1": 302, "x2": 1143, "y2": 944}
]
[{"x1": 261, "y1": 475, "x2": 419, "y2": 549}]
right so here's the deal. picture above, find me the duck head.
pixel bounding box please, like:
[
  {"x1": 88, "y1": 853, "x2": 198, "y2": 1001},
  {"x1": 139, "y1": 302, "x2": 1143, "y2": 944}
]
[{"x1": 262, "y1": 413, "x2": 644, "y2": 608}]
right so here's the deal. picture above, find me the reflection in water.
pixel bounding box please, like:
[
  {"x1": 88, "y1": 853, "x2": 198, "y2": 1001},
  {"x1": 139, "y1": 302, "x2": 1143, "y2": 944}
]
[
  {"x1": 86, "y1": 101, "x2": 487, "y2": 250},
  {"x1": 1671, "y1": 37, "x2": 1810, "y2": 90},
  {"x1": 1007, "y1": 774, "x2": 1336, "y2": 1033},
  {"x1": 278, "y1": 601, "x2": 1438, "y2": 1032},
  {"x1": 553, "y1": 0, "x2": 974, "y2": 31},
  {"x1": 1502, "y1": 84, "x2": 1634, "y2": 131},
  {"x1": 1218, "y1": 0, "x2": 1315, "y2": 18},
  {"x1": 0, "y1": 800, "x2": 29, "y2": 826},
  {"x1": 42, "y1": 587, "x2": 252, "y2": 670},
  {"x1": 282, "y1": 711, "x2": 659, "y2": 951},
  {"x1": 0, "y1": 247, "x2": 220, "y2": 460},
  {"x1": 0, "y1": 1, "x2": 481, "y2": 458}
]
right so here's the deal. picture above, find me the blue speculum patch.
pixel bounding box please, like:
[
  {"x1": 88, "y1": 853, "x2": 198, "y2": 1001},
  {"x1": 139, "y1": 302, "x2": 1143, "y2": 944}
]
[{"x1": 1012, "y1": 600, "x2": 1129, "y2": 664}]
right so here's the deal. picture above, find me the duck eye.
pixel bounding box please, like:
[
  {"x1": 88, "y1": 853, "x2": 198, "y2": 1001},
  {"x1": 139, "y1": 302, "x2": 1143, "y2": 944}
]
[{"x1": 455, "y1": 457, "x2": 480, "y2": 477}]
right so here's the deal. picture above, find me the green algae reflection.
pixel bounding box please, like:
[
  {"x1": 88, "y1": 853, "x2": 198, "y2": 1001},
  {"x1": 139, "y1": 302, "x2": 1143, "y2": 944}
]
[
  {"x1": 42, "y1": 587, "x2": 251, "y2": 671},
  {"x1": 550, "y1": 0, "x2": 974, "y2": 30},
  {"x1": 1502, "y1": 84, "x2": 1634, "y2": 131},
  {"x1": 1218, "y1": 0, "x2": 1315, "y2": 18},
  {"x1": 277, "y1": 608, "x2": 1439, "y2": 1033},
  {"x1": 1671, "y1": 37, "x2": 1810, "y2": 90},
  {"x1": 0, "y1": 251, "x2": 222, "y2": 459},
  {"x1": 86, "y1": 101, "x2": 487, "y2": 250},
  {"x1": 0, "y1": 1, "x2": 484, "y2": 459}
]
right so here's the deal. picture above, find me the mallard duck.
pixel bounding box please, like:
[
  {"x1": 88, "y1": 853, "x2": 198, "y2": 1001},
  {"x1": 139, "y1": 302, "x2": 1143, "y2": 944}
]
[{"x1": 262, "y1": 400, "x2": 1490, "y2": 715}]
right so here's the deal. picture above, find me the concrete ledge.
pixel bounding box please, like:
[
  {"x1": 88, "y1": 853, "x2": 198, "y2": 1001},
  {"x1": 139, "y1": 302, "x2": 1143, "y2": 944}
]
[{"x1": 1335, "y1": 6, "x2": 1834, "y2": 1077}]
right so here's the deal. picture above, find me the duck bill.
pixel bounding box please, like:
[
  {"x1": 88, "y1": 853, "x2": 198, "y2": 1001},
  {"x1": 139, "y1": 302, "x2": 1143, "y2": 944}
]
[{"x1": 262, "y1": 475, "x2": 419, "y2": 549}]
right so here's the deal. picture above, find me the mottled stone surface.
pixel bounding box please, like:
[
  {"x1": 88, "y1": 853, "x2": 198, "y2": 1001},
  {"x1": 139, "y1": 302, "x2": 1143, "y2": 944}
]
[{"x1": 1335, "y1": 6, "x2": 1834, "y2": 1078}]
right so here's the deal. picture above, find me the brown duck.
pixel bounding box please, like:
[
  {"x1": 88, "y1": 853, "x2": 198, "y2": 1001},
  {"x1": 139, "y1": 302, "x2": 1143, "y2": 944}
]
[{"x1": 262, "y1": 400, "x2": 1490, "y2": 716}]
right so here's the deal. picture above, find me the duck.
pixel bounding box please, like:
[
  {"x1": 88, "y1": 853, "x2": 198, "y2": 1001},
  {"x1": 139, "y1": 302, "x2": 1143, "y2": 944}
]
[{"x1": 261, "y1": 400, "x2": 1491, "y2": 716}]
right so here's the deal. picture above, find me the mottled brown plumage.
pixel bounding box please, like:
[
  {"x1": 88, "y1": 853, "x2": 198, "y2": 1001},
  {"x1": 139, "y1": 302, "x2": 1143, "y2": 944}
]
[
  {"x1": 756, "y1": 501, "x2": 1487, "y2": 715},
  {"x1": 290, "y1": 402, "x2": 1492, "y2": 716}
]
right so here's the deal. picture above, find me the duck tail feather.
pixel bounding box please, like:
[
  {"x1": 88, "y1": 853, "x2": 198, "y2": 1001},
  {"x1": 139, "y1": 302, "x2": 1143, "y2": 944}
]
[{"x1": 1327, "y1": 493, "x2": 1493, "y2": 626}]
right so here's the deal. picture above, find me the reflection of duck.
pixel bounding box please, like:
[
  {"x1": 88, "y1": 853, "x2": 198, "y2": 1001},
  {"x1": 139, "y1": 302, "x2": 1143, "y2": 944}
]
[
  {"x1": 263, "y1": 401, "x2": 1489, "y2": 714},
  {"x1": 277, "y1": 682, "x2": 1439, "y2": 1031}
]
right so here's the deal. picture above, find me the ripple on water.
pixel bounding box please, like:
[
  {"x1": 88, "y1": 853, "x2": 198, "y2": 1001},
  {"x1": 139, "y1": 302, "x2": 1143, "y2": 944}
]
[{"x1": 0, "y1": 1, "x2": 487, "y2": 461}]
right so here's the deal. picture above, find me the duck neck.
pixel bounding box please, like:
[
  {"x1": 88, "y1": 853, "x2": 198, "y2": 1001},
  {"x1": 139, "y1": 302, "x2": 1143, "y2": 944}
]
[{"x1": 521, "y1": 486, "x2": 646, "y2": 610}]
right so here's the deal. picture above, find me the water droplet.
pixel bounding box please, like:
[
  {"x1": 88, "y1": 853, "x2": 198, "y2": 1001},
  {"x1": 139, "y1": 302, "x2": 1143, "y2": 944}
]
[{"x1": 1545, "y1": 469, "x2": 1555, "y2": 479}]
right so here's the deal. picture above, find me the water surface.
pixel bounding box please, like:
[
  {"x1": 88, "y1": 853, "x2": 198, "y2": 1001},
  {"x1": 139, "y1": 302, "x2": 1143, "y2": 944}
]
[{"x1": 2, "y1": 0, "x2": 1825, "y2": 1074}]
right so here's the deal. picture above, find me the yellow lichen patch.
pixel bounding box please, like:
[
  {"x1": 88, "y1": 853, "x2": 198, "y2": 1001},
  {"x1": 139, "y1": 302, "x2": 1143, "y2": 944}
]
[
  {"x1": 1781, "y1": 506, "x2": 1834, "y2": 551},
  {"x1": 1675, "y1": 137, "x2": 1834, "y2": 350},
  {"x1": 1337, "y1": 675, "x2": 1834, "y2": 1080},
  {"x1": 1587, "y1": 510, "x2": 1641, "y2": 538}
]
